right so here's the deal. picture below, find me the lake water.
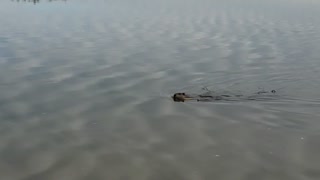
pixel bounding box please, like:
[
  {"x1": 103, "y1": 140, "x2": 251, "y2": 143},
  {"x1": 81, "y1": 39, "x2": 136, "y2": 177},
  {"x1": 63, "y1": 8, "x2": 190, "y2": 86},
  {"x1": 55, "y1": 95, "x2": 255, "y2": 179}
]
[{"x1": 1, "y1": 0, "x2": 320, "y2": 179}]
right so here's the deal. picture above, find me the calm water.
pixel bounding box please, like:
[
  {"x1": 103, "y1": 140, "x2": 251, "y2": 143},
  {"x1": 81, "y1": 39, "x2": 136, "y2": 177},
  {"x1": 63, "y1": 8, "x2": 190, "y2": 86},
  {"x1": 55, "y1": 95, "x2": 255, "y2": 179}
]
[{"x1": 1, "y1": 0, "x2": 320, "y2": 179}]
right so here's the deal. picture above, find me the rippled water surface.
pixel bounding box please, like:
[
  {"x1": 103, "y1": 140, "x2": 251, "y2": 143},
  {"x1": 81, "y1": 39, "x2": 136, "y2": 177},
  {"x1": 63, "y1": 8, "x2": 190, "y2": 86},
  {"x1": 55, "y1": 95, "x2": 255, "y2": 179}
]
[{"x1": 1, "y1": 0, "x2": 320, "y2": 179}]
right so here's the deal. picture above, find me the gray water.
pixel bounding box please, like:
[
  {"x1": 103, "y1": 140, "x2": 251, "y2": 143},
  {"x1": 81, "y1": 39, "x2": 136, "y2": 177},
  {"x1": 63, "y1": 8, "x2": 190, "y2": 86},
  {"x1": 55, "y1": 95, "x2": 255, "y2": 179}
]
[{"x1": 1, "y1": 0, "x2": 320, "y2": 179}]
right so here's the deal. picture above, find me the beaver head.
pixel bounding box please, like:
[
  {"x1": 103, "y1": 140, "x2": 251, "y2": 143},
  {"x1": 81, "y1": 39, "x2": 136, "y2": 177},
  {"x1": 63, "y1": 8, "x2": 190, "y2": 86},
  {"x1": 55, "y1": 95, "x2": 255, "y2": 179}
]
[{"x1": 172, "y1": 93, "x2": 191, "y2": 102}]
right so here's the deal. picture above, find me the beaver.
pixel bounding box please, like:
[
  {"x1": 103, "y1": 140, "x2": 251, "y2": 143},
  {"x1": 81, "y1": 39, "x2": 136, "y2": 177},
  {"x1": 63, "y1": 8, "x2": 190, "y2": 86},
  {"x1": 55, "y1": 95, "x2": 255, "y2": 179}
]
[{"x1": 172, "y1": 90, "x2": 276, "y2": 102}]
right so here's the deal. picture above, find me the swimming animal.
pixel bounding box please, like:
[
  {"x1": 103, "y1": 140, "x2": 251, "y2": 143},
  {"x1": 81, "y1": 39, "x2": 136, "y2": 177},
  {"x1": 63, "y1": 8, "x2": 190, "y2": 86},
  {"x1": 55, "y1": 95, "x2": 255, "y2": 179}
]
[{"x1": 172, "y1": 90, "x2": 276, "y2": 102}]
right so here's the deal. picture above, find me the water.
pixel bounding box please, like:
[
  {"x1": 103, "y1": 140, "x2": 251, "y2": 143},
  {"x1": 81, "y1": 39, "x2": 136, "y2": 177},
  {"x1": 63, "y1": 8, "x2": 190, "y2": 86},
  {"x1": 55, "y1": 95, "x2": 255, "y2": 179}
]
[{"x1": 1, "y1": 0, "x2": 320, "y2": 179}]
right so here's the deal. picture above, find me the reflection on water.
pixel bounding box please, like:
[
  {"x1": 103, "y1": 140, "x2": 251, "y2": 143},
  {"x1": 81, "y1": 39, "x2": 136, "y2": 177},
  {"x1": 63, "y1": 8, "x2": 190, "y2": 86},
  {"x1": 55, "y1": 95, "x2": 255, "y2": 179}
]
[
  {"x1": 1, "y1": 0, "x2": 320, "y2": 179},
  {"x1": 12, "y1": 0, "x2": 66, "y2": 4}
]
